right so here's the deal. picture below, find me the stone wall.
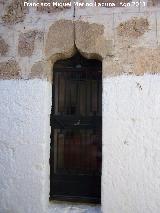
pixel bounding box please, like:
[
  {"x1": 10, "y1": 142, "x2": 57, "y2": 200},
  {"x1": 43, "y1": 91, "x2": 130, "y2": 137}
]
[
  {"x1": 0, "y1": 0, "x2": 160, "y2": 213},
  {"x1": 0, "y1": 0, "x2": 160, "y2": 79}
]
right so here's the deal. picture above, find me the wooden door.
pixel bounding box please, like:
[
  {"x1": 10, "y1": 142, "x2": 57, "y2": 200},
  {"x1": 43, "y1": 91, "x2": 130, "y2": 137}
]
[{"x1": 50, "y1": 53, "x2": 102, "y2": 203}]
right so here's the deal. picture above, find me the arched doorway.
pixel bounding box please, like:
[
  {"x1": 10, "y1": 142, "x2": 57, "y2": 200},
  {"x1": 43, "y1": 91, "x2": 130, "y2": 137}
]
[{"x1": 50, "y1": 52, "x2": 102, "y2": 203}]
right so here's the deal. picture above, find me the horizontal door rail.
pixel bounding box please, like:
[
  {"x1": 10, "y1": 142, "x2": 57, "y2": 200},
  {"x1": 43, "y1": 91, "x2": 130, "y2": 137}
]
[{"x1": 51, "y1": 115, "x2": 102, "y2": 129}]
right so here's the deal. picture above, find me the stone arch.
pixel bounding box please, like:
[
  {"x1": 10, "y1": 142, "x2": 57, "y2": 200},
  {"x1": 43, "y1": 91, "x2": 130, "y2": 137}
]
[{"x1": 30, "y1": 19, "x2": 112, "y2": 81}]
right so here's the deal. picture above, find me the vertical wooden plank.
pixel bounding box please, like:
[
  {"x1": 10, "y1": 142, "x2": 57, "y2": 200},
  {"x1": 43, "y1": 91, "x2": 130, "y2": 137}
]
[
  {"x1": 91, "y1": 80, "x2": 98, "y2": 114},
  {"x1": 54, "y1": 73, "x2": 59, "y2": 115},
  {"x1": 90, "y1": 133, "x2": 98, "y2": 171},
  {"x1": 57, "y1": 133, "x2": 64, "y2": 169},
  {"x1": 86, "y1": 131, "x2": 91, "y2": 171},
  {"x1": 80, "y1": 130, "x2": 85, "y2": 171},
  {"x1": 54, "y1": 130, "x2": 58, "y2": 173},
  {"x1": 74, "y1": 131, "x2": 81, "y2": 170},
  {"x1": 86, "y1": 80, "x2": 91, "y2": 116},
  {"x1": 79, "y1": 82, "x2": 86, "y2": 116},
  {"x1": 69, "y1": 131, "x2": 74, "y2": 170},
  {"x1": 64, "y1": 130, "x2": 69, "y2": 170},
  {"x1": 70, "y1": 81, "x2": 77, "y2": 115},
  {"x1": 65, "y1": 73, "x2": 70, "y2": 115},
  {"x1": 64, "y1": 130, "x2": 72, "y2": 170},
  {"x1": 58, "y1": 73, "x2": 65, "y2": 113}
]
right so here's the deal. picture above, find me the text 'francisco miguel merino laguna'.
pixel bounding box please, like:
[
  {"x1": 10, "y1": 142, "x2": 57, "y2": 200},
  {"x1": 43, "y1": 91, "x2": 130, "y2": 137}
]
[{"x1": 24, "y1": 1, "x2": 116, "y2": 7}]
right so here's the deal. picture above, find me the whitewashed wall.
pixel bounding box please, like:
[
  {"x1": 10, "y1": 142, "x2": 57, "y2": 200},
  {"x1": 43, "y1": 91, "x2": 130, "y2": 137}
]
[
  {"x1": 1, "y1": 75, "x2": 160, "y2": 213},
  {"x1": 0, "y1": 79, "x2": 101, "y2": 213},
  {"x1": 102, "y1": 75, "x2": 160, "y2": 213},
  {"x1": 0, "y1": 80, "x2": 51, "y2": 213}
]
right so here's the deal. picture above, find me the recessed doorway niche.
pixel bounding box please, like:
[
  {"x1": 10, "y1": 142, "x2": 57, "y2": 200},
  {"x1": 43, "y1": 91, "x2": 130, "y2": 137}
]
[{"x1": 50, "y1": 52, "x2": 102, "y2": 203}]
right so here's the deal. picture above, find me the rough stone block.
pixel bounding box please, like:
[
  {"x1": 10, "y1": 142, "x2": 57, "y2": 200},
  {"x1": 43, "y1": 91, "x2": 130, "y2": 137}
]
[
  {"x1": 45, "y1": 20, "x2": 74, "y2": 60},
  {"x1": 0, "y1": 60, "x2": 21, "y2": 79},
  {"x1": 117, "y1": 17, "x2": 149, "y2": 38},
  {"x1": 30, "y1": 61, "x2": 52, "y2": 81},
  {"x1": 2, "y1": 0, "x2": 29, "y2": 24},
  {"x1": 127, "y1": 47, "x2": 160, "y2": 75},
  {"x1": 0, "y1": 36, "x2": 9, "y2": 56},
  {"x1": 75, "y1": 21, "x2": 113, "y2": 59},
  {"x1": 18, "y1": 30, "x2": 44, "y2": 57},
  {"x1": 147, "y1": 0, "x2": 160, "y2": 6}
]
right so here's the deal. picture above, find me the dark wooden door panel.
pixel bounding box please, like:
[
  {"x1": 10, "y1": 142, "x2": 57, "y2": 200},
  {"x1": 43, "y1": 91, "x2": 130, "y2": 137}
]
[
  {"x1": 50, "y1": 53, "x2": 102, "y2": 203},
  {"x1": 51, "y1": 174, "x2": 101, "y2": 203}
]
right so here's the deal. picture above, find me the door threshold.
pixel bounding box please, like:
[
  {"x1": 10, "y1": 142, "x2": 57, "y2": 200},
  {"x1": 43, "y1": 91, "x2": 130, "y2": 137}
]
[{"x1": 50, "y1": 195, "x2": 101, "y2": 204}]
